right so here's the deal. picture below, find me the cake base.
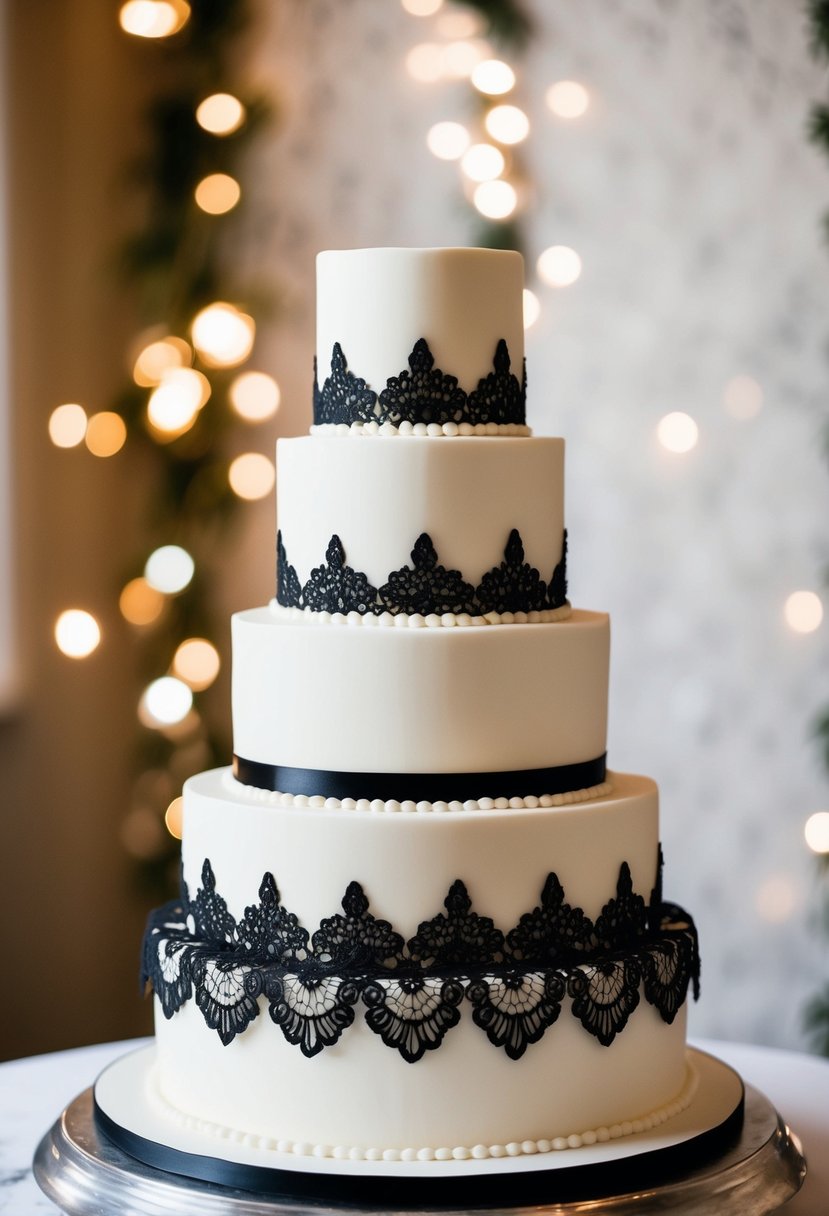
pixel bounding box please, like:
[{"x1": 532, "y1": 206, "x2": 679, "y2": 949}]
[{"x1": 32, "y1": 1054, "x2": 807, "y2": 1213}]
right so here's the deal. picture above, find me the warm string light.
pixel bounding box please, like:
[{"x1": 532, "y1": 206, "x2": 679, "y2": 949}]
[
  {"x1": 146, "y1": 368, "x2": 211, "y2": 438},
  {"x1": 85, "y1": 412, "x2": 127, "y2": 457},
  {"x1": 165, "y1": 796, "x2": 184, "y2": 839},
  {"x1": 522, "y1": 289, "x2": 540, "y2": 329},
  {"x1": 194, "y1": 174, "x2": 241, "y2": 215},
  {"x1": 229, "y1": 371, "x2": 281, "y2": 422},
  {"x1": 173, "y1": 637, "x2": 221, "y2": 690},
  {"x1": 145, "y1": 545, "x2": 195, "y2": 595},
  {"x1": 120, "y1": 577, "x2": 166, "y2": 626},
  {"x1": 196, "y1": 93, "x2": 246, "y2": 136},
  {"x1": 546, "y1": 80, "x2": 590, "y2": 119},
  {"x1": 49, "y1": 404, "x2": 87, "y2": 448},
  {"x1": 119, "y1": 0, "x2": 190, "y2": 38},
  {"x1": 461, "y1": 143, "x2": 505, "y2": 183},
  {"x1": 55, "y1": 610, "x2": 101, "y2": 659},
  {"x1": 805, "y1": 812, "x2": 829, "y2": 854},
  {"x1": 784, "y1": 591, "x2": 823, "y2": 634},
  {"x1": 228, "y1": 452, "x2": 276, "y2": 500},
  {"x1": 537, "y1": 245, "x2": 582, "y2": 288},
  {"x1": 656, "y1": 412, "x2": 699, "y2": 455},
  {"x1": 139, "y1": 676, "x2": 193, "y2": 728},
  {"x1": 133, "y1": 335, "x2": 191, "y2": 387},
  {"x1": 191, "y1": 302, "x2": 255, "y2": 368}
]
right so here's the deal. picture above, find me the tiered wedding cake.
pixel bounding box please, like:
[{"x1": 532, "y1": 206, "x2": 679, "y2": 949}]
[{"x1": 141, "y1": 247, "x2": 700, "y2": 1164}]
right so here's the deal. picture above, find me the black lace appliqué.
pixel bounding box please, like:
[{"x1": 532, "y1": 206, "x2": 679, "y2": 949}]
[
  {"x1": 314, "y1": 338, "x2": 526, "y2": 428},
  {"x1": 278, "y1": 529, "x2": 568, "y2": 618},
  {"x1": 143, "y1": 857, "x2": 699, "y2": 1062}
]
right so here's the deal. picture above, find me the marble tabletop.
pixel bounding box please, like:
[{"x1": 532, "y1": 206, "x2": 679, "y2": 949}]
[{"x1": 1, "y1": 1037, "x2": 827, "y2": 1214}]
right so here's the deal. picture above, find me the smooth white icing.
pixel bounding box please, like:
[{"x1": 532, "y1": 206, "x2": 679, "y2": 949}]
[
  {"x1": 316, "y1": 247, "x2": 524, "y2": 397},
  {"x1": 270, "y1": 602, "x2": 573, "y2": 628},
  {"x1": 149, "y1": 1054, "x2": 698, "y2": 1162},
  {"x1": 232, "y1": 609, "x2": 609, "y2": 777},
  {"x1": 276, "y1": 434, "x2": 564, "y2": 593}
]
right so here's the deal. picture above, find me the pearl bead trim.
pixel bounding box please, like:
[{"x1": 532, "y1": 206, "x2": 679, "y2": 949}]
[
  {"x1": 270, "y1": 602, "x2": 573, "y2": 628},
  {"x1": 223, "y1": 768, "x2": 614, "y2": 813},
  {"x1": 310, "y1": 421, "x2": 531, "y2": 438},
  {"x1": 150, "y1": 1059, "x2": 698, "y2": 1164}
]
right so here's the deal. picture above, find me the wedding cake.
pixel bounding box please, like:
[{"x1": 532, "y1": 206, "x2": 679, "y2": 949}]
[{"x1": 140, "y1": 247, "x2": 700, "y2": 1165}]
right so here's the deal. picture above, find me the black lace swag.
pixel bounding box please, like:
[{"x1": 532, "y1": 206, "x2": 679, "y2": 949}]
[
  {"x1": 313, "y1": 337, "x2": 526, "y2": 428},
  {"x1": 142, "y1": 853, "x2": 699, "y2": 1064},
  {"x1": 277, "y1": 529, "x2": 568, "y2": 618}
]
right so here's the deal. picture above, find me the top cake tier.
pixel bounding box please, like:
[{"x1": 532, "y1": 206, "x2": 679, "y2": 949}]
[{"x1": 313, "y1": 248, "x2": 527, "y2": 431}]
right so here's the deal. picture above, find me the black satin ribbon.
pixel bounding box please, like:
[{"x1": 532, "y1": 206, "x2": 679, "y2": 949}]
[{"x1": 232, "y1": 753, "x2": 607, "y2": 803}]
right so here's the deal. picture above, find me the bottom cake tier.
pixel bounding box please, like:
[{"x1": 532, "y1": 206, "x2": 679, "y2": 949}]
[{"x1": 144, "y1": 768, "x2": 699, "y2": 1159}]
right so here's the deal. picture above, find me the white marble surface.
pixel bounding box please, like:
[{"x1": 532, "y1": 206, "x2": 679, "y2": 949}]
[
  {"x1": 224, "y1": 0, "x2": 829, "y2": 1052},
  {"x1": 3, "y1": 1038, "x2": 827, "y2": 1214}
]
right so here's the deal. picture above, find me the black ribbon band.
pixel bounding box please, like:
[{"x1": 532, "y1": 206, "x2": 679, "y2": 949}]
[{"x1": 232, "y1": 753, "x2": 607, "y2": 804}]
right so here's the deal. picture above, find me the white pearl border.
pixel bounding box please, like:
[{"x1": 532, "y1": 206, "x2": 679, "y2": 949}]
[
  {"x1": 223, "y1": 768, "x2": 614, "y2": 813},
  {"x1": 270, "y1": 602, "x2": 573, "y2": 628},
  {"x1": 310, "y1": 422, "x2": 531, "y2": 438},
  {"x1": 149, "y1": 1058, "x2": 699, "y2": 1164}
]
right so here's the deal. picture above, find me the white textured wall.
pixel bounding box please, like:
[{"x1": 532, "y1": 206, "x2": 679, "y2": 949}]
[{"x1": 241, "y1": 0, "x2": 829, "y2": 1050}]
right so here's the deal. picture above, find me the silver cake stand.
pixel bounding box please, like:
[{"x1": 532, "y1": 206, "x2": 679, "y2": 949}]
[{"x1": 33, "y1": 1082, "x2": 805, "y2": 1216}]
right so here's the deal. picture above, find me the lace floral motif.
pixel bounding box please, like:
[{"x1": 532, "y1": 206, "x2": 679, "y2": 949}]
[
  {"x1": 277, "y1": 529, "x2": 568, "y2": 618},
  {"x1": 313, "y1": 338, "x2": 526, "y2": 428},
  {"x1": 143, "y1": 857, "x2": 699, "y2": 1062}
]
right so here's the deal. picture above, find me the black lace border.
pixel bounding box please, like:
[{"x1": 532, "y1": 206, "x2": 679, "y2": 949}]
[
  {"x1": 142, "y1": 855, "x2": 700, "y2": 1063},
  {"x1": 232, "y1": 754, "x2": 608, "y2": 802}
]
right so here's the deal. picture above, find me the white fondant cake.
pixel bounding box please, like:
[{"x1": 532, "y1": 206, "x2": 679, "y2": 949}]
[{"x1": 142, "y1": 247, "x2": 700, "y2": 1165}]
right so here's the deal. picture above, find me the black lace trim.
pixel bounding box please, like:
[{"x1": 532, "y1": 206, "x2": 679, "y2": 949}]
[
  {"x1": 142, "y1": 858, "x2": 699, "y2": 1062},
  {"x1": 313, "y1": 338, "x2": 526, "y2": 428},
  {"x1": 277, "y1": 529, "x2": 568, "y2": 617}
]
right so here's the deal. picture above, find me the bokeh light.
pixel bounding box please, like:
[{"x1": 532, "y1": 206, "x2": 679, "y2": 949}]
[
  {"x1": 537, "y1": 245, "x2": 582, "y2": 287},
  {"x1": 191, "y1": 303, "x2": 255, "y2": 368},
  {"x1": 723, "y1": 374, "x2": 763, "y2": 420},
  {"x1": 229, "y1": 371, "x2": 281, "y2": 422},
  {"x1": 194, "y1": 173, "x2": 241, "y2": 215},
  {"x1": 173, "y1": 637, "x2": 221, "y2": 690},
  {"x1": 484, "y1": 104, "x2": 529, "y2": 144},
  {"x1": 442, "y1": 40, "x2": 489, "y2": 79},
  {"x1": 546, "y1": 80, "x2": 590, "y2": 118},
  {"x1": 49, "y1": 403, "x2": 87, "y2": 448},
  {"x1": 195, "y1": 93, "x2": 245, "y2": 136},
  {"x1": 401, "y1": 0, "x2": 443, "y2": 13},
  {"x1": 805, "y1": 812, "x2": 829, "y2": 854},
  {"x1": 656, "y1": 412, "x2": 699, "y2": 454},
  {"x1": 133, "y1": 336, "x2": 191, "y2": 387},
  {"x1": 435, "y1": 10, "x2": 481, "y2": 38},
  {"x1": 755, "y1": 874, "x2": 797, "y2": 924},
  {"x1": 85, "y1": 411, "x2": 127, "y2": 457},
  {"x1": 55, "y1": 609, "x2": 101, "y2": 659},
  {"x1": 139, "y1": 676, "x2": 193, "y2": 728},
  {"x1": 120, "y1": 577, "x2": 166, "y2": 626},
  {"x1": 784, "y1": 590, "x2": 823, "y2": 634},
  {"x1": 406, "y1": 43, "x2": 444, "y2": 82},
  {"x1": 471, "y1": 59, "x2": 515, "y2": 96},
  {"x1": 472, "y1": 180, "x2": 517, "y2": 220},
  {"x1": 119, "y1": 0, "x2": 189, "y2": 38},
  {"x1": 145, "y1": 544, "x2": 195, "y2": 594},
  {"x1": 228, "y1": 452, "x2": 276, "y2": 500},
  {"x1": 426, "y1": 121, "x2": 470, "y2": 161},
  {"x1": 165, "y1": 796, "x2": 184, "y2": 840},
  {"x1": 146, "y1": 368, "x2": 211, "y2": 437},
  {"x1": 522, "y1": 288, "x2": 540, "y2": 329},
  {"x1": 461, "y1": 142, "x2": 505, "y2": 183}
]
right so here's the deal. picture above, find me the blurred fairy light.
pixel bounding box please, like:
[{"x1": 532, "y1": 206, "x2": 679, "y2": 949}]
[
  {"x1": 755, "y1": 874, "x2": 797, "y2": 924},
  {"x1": 784, "y1": 590, "x2": 824, "y2": 634},
  {"x1": 120, "y1": 577, "x2": 165, "y2": 626},
  {"x1": 49, "y1": 403, "x2": 87, "y2": 448},
  {"x1": 406, "y1": 43, "x2": 445, "y2": 82},
  {"x1": 119, "y1": 0, "x2": 190, "y2": 38},
  {"x1": 546, "y1": 80, "x2": 590, "y2": 119},
  {"x1": 195, "y1": 173, "x2": 241, "y2": 215},
  {"x1": 471, "y1": 59, "x2": 515, "y2": 96},
  {"x1": 195, "y1": 93, "x2": 245, "y2": 136},
  {"x1": 165, "y1": 796, "x2": 184, "y2": 840},
  {"x1": 85, "y1": 411, "x2": 127, "y2": 458},
  {"x1": 427, "y1": 121, "x2": 470, "y2": 161},
  {"x1": 133, "y1": 335, "x2": 191, "y2": 387},
  {"x1": 191, "y1": 303, "x2": 255, "y2": 368},
  {"x1": 173, "y1": 637, "x2": 221, "y2": 690},
  {"x1": 723, "y1": 374, "x2": 763, "y2": 420},
  {"x1": 139, "y1": 676, "x2": 193, "y2": 728},
  {"x1": 228, "y1": 452, "x2": 276, "y2": 500},
  {"x1": 805, "y1": 811, "x2": 829, "y2": 854},
  {"x1": 400, "y1": 0, "x2": 443, "y2": 14},
  {"x1": 656, "y1": 412, "x2": 699, "y2": 455},
  {"x1": 484, "y1": 104, "x2": 529, "y2": 145},
  {"x1": 537, "y1": 245, "x2": 582, "y2": 287},
  {"x1": 473, "y1": 180, "x2": 517, "y2": 220},
  {"x1": 442, "y1": 40, "x2": 489, "y2": 80},
  {"x1": 229, "y1": 371, "x2": 281, "y2": 422},
  {"x1": 55, "y1": 609, "x2": 101, "y2": 659},
  {"x1": 147, "y1": 368, "x2": 211, "y2": 437},
  {"x1": 435, "y1": 10, "x2": 482, "y2": 38},
  {"x1": 522, "y1": 289, "x2": 540, "y2": 329},
  {"x1": 145, "y1": 545, "x2": 195, "y2": 595},
  {"x1": 461, "y1": 143, "x2": 505, "y2": 183}
]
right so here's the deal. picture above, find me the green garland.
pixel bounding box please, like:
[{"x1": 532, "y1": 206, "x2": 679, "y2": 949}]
[{"x1": 805, "y1": 0, "x2": 829, "y2": 1056}]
